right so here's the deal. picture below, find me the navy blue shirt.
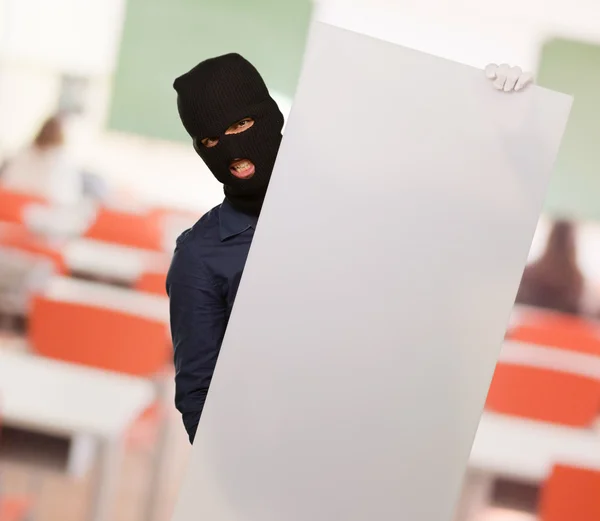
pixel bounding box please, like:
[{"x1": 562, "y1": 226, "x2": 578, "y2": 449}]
[{"x1": 166, "y1": 199, "x2": 257, "y2": 443}]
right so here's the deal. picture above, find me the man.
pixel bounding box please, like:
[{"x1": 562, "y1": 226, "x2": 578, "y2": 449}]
[{"x1": 168, "y1": 53, "x2": 532, "y2": 443}]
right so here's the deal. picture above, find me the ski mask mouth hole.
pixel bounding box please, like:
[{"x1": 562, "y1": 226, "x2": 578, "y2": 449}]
[{"x1": 229, "y1": 159, "x2": 256, "y2": 179}]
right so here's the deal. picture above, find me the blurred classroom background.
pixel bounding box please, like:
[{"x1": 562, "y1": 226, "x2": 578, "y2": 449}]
[{"x1": 0, "y1": 1, "x2": 600, "y2": 521}]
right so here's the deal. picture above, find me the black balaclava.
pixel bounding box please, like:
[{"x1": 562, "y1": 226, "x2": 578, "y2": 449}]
[{"x1": 173, "y1": 53, "x2": 284, "y2": 216}]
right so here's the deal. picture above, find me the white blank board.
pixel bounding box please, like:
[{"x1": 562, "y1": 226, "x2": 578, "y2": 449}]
[{"x1": 171, "y1": 21, "x2": 572, "y2": 521}]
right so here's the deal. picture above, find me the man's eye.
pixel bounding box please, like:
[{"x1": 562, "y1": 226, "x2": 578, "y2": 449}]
[
  {"x1": 225, "y1": 118, "x2": 255, "y2": 135},
  {"x1": 202, "y1": 138, "x2": 218, "y2": 148}
]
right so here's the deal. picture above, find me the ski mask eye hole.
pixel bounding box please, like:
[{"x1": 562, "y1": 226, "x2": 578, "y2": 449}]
[
  {"x1": 225, "y1": 117, "x2": 255, "y2": 135},
  {"x1": 200, "y1": 137, "x2": 219, "y2": 148}
]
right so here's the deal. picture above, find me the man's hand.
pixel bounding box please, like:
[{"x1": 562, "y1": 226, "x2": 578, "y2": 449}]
[{"x1": 485, "y1": 63, "x2": 534, "y2": 92}]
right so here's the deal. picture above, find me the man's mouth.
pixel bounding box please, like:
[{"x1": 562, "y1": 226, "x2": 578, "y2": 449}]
[{"x1": 230, "y1": 159, "x2": 256, "y2": 179}]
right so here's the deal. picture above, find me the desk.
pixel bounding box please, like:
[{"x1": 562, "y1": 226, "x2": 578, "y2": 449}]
[
  {"x1": 456, "y1": 412, "x2": 600, "y2": 521},
  {"x1": 44, "y1": 275, "x2": 169, "y2": 324},
  {"x1": 455, "y1": 337, "x2": 600, "y2": 520},
  {"x1": 63, "y1": 239, "x2": 169, "y2": 285},
  {"x1": 0, "y1": 349, "x2": 155, "y2": 521},
  {"x1": 0, "y1": 247, "x2": 53, "y2": 316},
  {"x1": 24, "y1": 203, "x2": 96, "y2": 240},
  {"x1": 498, "y1": 340, "x2": 600, "y2": 380},
  {"x1": 470, "y1": 412, "x2": 600, "y2": 482},
  {"x1": 509, "y1": 305, "x2": 600, "y2": 337}
]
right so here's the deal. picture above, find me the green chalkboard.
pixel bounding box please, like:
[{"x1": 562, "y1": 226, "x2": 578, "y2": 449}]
[
  {"x1": 108, "y1": 0, "x2": 312, "y2": 142},
  {"x1": 538, "y1": 38, "x2": 600, "y2": 221}
]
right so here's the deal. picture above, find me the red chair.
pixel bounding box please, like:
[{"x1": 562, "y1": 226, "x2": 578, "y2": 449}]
[
  {"x1": 485, "y1": 363, "x2": 600, "y2": 426},
  {"x1": 0, "y1": 223, "x2": 66, "y2": 274},
  {"x1": 84, "y1": 208, "x2": 164, "y2": 252},
  {"x1": 507, "y1": 310, "x2": 600, "y2": 356},
  {"x1": 29, "y1": 296, "x2": 172, "y2": 446},
  {"x1": 539, "y1": 464, "x2": 600, "y2": 521},
  {"x1": 134, "y1": 271, "x2": 167, "y2": 296},
  {"x1": 0, "y1": 189, "x2": 47, "y2": 225}
]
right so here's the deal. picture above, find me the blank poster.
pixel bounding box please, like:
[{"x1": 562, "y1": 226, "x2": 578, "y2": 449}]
[{"x1": 171, "y1": 21, "x2": 572, "y2": 521}]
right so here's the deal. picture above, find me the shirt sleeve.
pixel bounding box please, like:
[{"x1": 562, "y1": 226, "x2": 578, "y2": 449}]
[{"x1": 167, "y1": 274, "x2": 227, "y2": 444}]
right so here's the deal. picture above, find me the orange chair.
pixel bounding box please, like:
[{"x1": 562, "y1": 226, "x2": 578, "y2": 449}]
[
  {"x1": 29, "y1": 296, "x2": 169, "y2": 375},
  {"x1": 0, "y1": 223, "x2": 66, "y2": 274},
  {"x1": 84, "y1": 208, "x2": 164, "y2": 252},
  {"x1": 29, "y1": 296, "x2": 172, "y2": 447},
  {"x1": 0, "y1": 188, "x2": 47, "y2": 225},
  {"x1": 485, "y1": 363, "x2": 600, "y2": 426},
  {"x1": 539, "y1": 464, "x2": 600, "y2": 521},
  {"x1": 507, "y1": 310, "x2": 600, "y2": 356},
  {"x1": 135, "y1": 271, "x2": 167, "y2": 296}
]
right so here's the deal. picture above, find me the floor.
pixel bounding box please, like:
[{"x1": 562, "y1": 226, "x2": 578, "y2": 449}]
[
  {"x1": 0, "y1": 328, "x2": 192, "y2": 521},
  {"x1": 0, "y1": 399, "x2": 192, "y2": 521},
  {"x1": 482, "y1": 509, "x2": 536, "y2": 521},
  {"x1": 0, "y1": 435, "x2": 536, "y2": 521}
]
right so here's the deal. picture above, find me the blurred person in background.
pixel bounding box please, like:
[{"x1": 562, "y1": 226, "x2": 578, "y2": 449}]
[
  {"x1": 516, "y1": 220, "x2": 585, "y2": 315},
  {"x1": 1, "y1": 114, "x2": 84, "y2": 207},
  {"x1": 168, "y1": 56, "x2": 534, "y2": 444},
  {"x1": 0, "y1": 114, "x2": 102, "y2": 238}
]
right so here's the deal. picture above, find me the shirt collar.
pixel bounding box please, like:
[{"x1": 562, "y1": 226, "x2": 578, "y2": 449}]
[{"x1": 219, "y1": 198, "x2": 258, "y2": 241}]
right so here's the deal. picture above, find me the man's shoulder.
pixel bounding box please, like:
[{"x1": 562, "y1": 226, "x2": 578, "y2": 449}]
[
  {"x1": 174, "y1": 203, "x2": 222, "y2": 252},
  {"x1": 167, "y1": 203, "x2": 224, "y2": 286}
]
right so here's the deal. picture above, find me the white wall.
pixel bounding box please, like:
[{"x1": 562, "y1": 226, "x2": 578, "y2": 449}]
[
  {"x1": 0, "y1": 0, "x2": 126, "y2": 74},
  {"x1": 315, "y1": 1, "x2": 600, "y2": 71},
  {"x1": 0, "y1": 0, "x2": 125, "y2": 159},
  {"x1": 0, "y1": 63, "x2": 61, "y2": 152},
  {"x1": 82, "y1": 132, "x2": 224, "y2": 212}
]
